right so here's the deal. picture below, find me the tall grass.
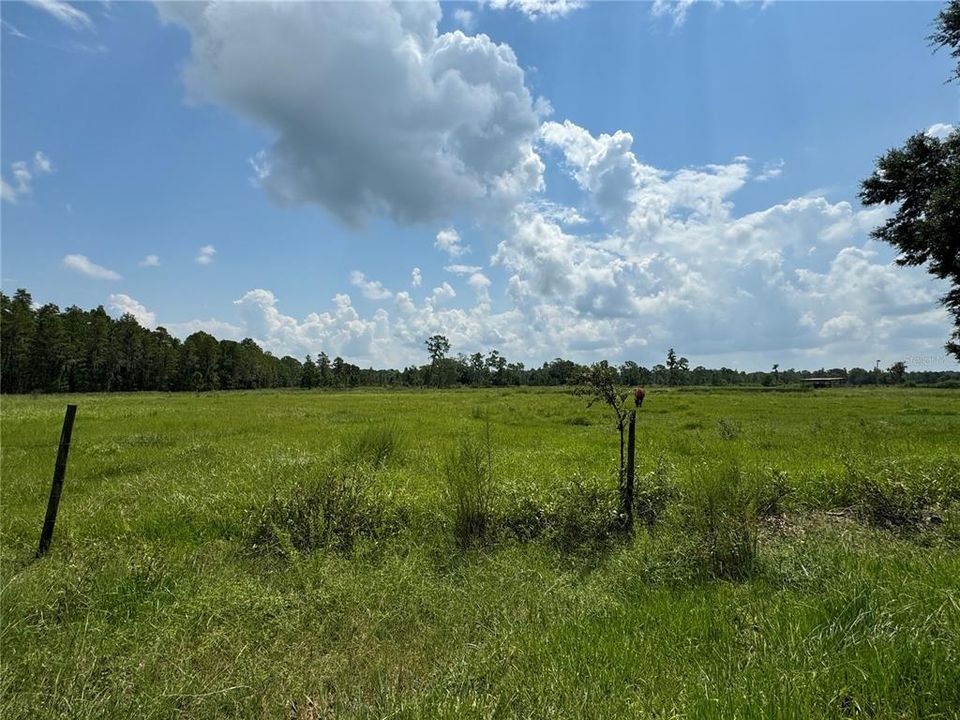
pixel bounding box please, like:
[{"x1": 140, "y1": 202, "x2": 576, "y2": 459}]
[
  {"x1": 248, "y1": 468, "x2": 395, "y2": 556},
  {"x1": 445, "y1": 425, "x2": 496, "y2": 548},
  {"x1": 684, "y1": 459, "x2": 760, "y2": 580},
  {"x1": 339, "y1": 420, "x2": 406, "y2": 468}
]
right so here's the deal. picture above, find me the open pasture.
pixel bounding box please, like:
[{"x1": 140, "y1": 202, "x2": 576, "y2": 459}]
[{"x1": 2, "y1": 387, "x2": 959, "y2": 718}]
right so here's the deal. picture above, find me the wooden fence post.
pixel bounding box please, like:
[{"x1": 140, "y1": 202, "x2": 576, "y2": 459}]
[
  {"x1": 36, "y1": 404, "x2": 77, "y2": 558},
  {"x1": 624, "y1": 409, "x2": 637, "y2": 532}
]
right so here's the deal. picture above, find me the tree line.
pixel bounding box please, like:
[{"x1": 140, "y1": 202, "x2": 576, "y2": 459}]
[{"x1": 1, "y1": 290, "x2": 957, "y2": 394}]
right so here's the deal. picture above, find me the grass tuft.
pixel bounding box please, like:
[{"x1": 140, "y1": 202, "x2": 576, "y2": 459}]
[
  {"x1": 247, "y1": 468, "x2": 397, "y2": 556},
  {"x1": 339, "y1": 420, "x2": 406, "y2": 468},
  {"x1": 684, "y1": 459, "x2": 760, "y2": 580},
  {"x1": 444, "y1": 427, "x2": 497, "y2": 548}
]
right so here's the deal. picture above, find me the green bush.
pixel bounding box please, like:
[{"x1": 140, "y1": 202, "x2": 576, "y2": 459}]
[
  {"x1": 716, "y1": 417, "x2": 742, "y2": 440},
  {"x1": 840, "y1": 456, "x2": 956, "y2": 529},
  {"x1": 497, "y1": 475, "x2": 621, "y2": 551},
  {"x1": 757, "y1": 468, "x2": 791, "y2": 517},
  {"x1": 544, "y1": 476, "x2": 621, "y2": 551},
  {"x1": 247, "y1": 468, "x2": 395, "y2": 556},
  {"x1": 634, "y1": 456, "x2": 677, "y2": 528}
]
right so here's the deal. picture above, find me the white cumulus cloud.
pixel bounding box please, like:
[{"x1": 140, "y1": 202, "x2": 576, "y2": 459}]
[
  {"x1": 435, "y1": 228, "x2": 469, "y2": 257},
  {"x1": 487, "y1": 0, "x2": 586, "y2": 20},
  {"x1": 63, "y1": 254, "x2": 121, "y2": 281},
  {"x1": 162, "y1": 0, "x2": 547, "y2": 226},
  {"x1": 109, "y1": 294, "x2": 157, "y2": 328},
  {"x1": 926, "y1": 122, "x2": 955, "y2": 140},
  {"x1": 350, "y1": 271, "x2": 393, "y2": 300},
  {"x1": 453, "y1": 8, "x2": 476, "y2": 31}
]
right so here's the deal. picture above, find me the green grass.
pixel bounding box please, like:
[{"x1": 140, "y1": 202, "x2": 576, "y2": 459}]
[{"x1": 2, "y1": 387, "x2": 959, "y2": 718}]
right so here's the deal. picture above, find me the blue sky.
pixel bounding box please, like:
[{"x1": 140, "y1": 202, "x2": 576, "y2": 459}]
[{"x1": 2, "y1": 0, "x2": 958, "y2": 370}]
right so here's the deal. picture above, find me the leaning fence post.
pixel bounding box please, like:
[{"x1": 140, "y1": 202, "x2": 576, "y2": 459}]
[
  {"x1": 36, "y1": 404, "x2": 77, "y2": 558},
  {"x1": 625, "y1": 409, "x2": 637, "y2": 532}
]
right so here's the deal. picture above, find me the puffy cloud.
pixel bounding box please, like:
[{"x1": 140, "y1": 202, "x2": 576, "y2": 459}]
[
  {"x1": 32, "y1": 151, "x2": 53, "y2": 174},
  {"x1": 232, "y1": 288, "x2": 384, "y2": 360},
  {"x1": 468, "y1": 272, "x2": 492, "y2": 303},
  {"x1": 25, "y1": 0, "x2": 93, "y2": 31},
  {"x1": 819, "y1": 312, "x2": 865, "y2": 340},
  {"x1": 108, "y1": 294, "x2": 157, "y2": 328},
  {"x1": 1, "y1": 152, "x2": 54, "y2": 204},
  {"x1": 220, "y1": 282, "x2": 524, "y2": 367},
  {"x1": 488, "y1": 119, "x2": 952, "y2": 364},
  {"x1": 350, "y1": 271, "x2": 393, "y2": 300},
  {"x1": 487, "y1": 0, "x2": 586, "y2": 20},
  {"x1": 431, "y1": 281, "x2": 457, "y2": 303},
  {"x1": 164, "y1": 318, "x2": 244, "y2": 340},
  {"x1": 926, "y1": 122, "x2": 955, "y2": 140},
  {"x1": 162, "y1": 1, "x2": 547, "y2": 226},
  {"x1": 435, "y1": 227, "x2": 469, "y2": 257},
  {"x1": 411, "y1": 267, "x2": 423, "y2": 288},
  {"x1": 139, "y1": 254, "x2": 160, "y2": 267},
  {"x1": 541, "y1": 120, "x2": 750, "y2": 234},
  {"x1": 453, "y1": 8, "x2": 476, "y2": 31},
  {"x1": 63, "y1": 254, "x2": 121, "y2": 281},
  {"x1": 195, "y1": 244, "x2": 216, "y2": 265}
]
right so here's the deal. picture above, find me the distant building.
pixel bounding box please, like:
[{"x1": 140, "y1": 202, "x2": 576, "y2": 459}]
[{"x1": 800, "y1": 377, "x2": 846, "y2": 388}]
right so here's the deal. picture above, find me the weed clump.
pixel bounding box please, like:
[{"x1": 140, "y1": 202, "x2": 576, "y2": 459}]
[
  {"x1": 757, "y1": 468, "x2": 791, "y2": 517},
  {"x1": 547, "y1": 478, "x2": 621, "y2": 551},
  {"x1": 497, "y1": 475, "x2": 622, "y2": 551},
  {"x1": 848, "y1": 464, "x2": 931, "y2": 529},
  {"x1": 247, "y1": 468, "x2": 398, "y2": 556},
  {"x1": 840, "y1": 456, "x2": 956, "y2": 530},
  {"x1": 634, "y1": 456, "x2": 676, "y2": 529},
  {"x1": 716, "y1": 417, "x2": 742, "y2": 441}
]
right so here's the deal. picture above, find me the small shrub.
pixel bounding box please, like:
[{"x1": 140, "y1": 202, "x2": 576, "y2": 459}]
[
  {"x1": 247, "y1": 468, "x2": 393, "y2": 556},
  {"x1": 497, "y1": 485, "x2": 549, "y2": 541},
  {"x1": 841, "y1": 457, "x2": 947, "y2": 530},
  {"x1": 498, "y1": 474, "x2": 622, "y2": 550},
  {"x1": 716, "y1": 417, "x2": 742, "y2": 441},
  {"x1": 684, "y1": 460, "x2": 759, "y2": 580},
  {"x1": 857, "y1": 478, "x2": 927, "y2": 528},
  {"x1": 445, "y1": 428, "x2": 496, "y2": 548},
  {"x1": 634, "y1": 456, "x2": 676, "y2": 528},
  {"x1": 757, "y1": 468, "x2": 791, "y2": 517},
  {"x1": 546, "y1": 476, "x2": 621, "y2": 551}
]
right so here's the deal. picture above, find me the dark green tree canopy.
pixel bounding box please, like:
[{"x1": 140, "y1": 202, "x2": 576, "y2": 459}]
[
  {"x1": 859, "y1": 1, "x2": 960, "y2": 360},
  {"x1": 931, "y1": 0, "x2": 960, "y2": 82},
  {"x1": 425, "y1": 334, "x2": 450, "y2": 363}
]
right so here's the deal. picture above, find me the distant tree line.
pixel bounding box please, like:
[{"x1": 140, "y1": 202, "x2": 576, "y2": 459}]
[{"x1": 1, "y1": 290, "x2": 957, "y2": 394}]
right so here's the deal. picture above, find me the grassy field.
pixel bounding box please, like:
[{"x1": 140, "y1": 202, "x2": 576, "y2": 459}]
[{"x1": 2, "y1": 387, "x2": 959, "y2": 718}]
